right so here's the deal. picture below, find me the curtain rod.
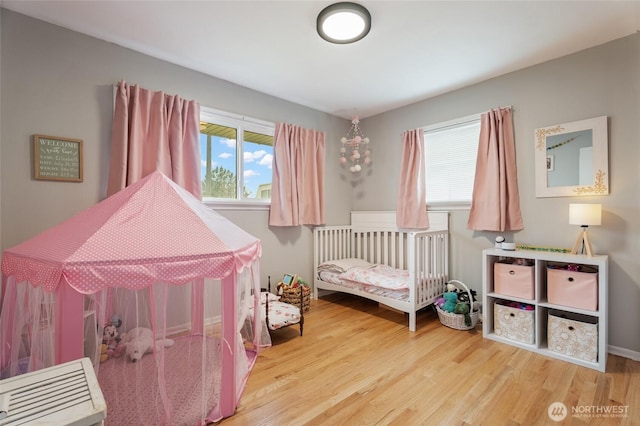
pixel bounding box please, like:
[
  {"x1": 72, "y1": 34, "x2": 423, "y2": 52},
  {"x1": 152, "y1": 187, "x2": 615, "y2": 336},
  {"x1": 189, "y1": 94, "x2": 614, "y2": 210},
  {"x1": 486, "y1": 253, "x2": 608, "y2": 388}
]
[{"x1": 422, "y1": 106, "x2": 513, "y2": 133}]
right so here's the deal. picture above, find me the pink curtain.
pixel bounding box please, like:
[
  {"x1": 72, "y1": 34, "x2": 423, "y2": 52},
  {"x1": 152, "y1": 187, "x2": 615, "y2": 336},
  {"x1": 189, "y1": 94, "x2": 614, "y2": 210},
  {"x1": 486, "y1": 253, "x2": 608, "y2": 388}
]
[
  {"x1": 107, "y1": 80, "x2": 202, "y2": 198},
  {"x1": 467, "y1": 107, "x2": 523, "y2": 231},
  {"x1": 397, "y1": 129, "x2": 429, "y2": 229},
  {"x1": 269, "y1": 123, "x2": 325, "y2": 226}
]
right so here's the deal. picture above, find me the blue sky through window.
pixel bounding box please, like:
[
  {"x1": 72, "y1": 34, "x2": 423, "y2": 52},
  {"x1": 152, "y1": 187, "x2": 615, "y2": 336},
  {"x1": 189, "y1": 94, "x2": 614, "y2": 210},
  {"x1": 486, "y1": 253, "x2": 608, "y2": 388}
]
[{"x1": 199, "y1": 133, "x2": 273, "y2": 198}]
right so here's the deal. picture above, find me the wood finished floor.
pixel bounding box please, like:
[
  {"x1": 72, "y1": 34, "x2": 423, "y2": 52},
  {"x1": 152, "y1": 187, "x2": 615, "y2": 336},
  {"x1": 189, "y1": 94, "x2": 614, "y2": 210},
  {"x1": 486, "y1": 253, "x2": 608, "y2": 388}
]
[{"x1": 219, "y1": 293, "x2": 639, "y2": 425}]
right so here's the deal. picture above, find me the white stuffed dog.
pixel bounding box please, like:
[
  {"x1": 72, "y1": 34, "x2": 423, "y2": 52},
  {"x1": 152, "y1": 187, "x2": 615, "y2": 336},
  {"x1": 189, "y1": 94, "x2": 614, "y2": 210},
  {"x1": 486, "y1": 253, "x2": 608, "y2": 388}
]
[{"x1": 122, "y1": 327, "x2": 175, "y2": 362}]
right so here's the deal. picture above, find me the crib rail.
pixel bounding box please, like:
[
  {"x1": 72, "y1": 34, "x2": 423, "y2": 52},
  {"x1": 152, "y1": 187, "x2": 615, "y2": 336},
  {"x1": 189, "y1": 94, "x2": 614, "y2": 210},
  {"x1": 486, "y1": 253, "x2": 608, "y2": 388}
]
[
  {"x1": 316, "y1": 227, "x2": 448, "y2": 269},
  {"x1": 314, "y1": 226, "x2": 449, "y2": 295},
  {"x1": 314, "y1": 225, "x2": 353, "y2": 268},
  {"x1": 410, "y1": 230, "x2": 449, "y2": 304}
]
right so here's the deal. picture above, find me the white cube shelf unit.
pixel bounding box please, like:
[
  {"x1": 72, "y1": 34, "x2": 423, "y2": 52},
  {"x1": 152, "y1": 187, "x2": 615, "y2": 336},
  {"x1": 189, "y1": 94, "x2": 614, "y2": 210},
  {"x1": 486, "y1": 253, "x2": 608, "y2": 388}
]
[{"x1": 482, "y1": 248, "x2": 608, "y2": 372}]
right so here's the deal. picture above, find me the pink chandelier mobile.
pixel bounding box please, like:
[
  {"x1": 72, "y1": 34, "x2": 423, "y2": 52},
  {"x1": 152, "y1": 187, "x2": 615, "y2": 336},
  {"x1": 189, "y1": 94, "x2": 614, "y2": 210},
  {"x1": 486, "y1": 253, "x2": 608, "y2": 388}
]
[{"x1": 339, "y1": 116, "x2": 371, "y2": 173}]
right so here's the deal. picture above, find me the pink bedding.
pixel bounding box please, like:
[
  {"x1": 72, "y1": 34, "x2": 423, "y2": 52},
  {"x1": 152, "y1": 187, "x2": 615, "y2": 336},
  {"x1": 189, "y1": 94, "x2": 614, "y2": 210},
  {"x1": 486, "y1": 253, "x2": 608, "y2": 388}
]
[
  {"x1": 317, "y1": 258, "x2": 411, "y2": 293},
  {"x1": 339, "y1": 264, "x2": 410, "y2": 290},
  {"x1": 250, "y1": 293, "x2": 302, "y2": 330},
  {"x1": 318, "y1": 269, "x2": 409, "y2": 301}
]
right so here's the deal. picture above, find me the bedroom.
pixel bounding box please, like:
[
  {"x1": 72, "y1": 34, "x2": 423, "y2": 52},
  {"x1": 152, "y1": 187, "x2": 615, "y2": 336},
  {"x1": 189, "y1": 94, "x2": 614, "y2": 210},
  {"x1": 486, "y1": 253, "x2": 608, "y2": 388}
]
[{"x1": 0, "y1": 1, "x2": 639, "y2": 424}]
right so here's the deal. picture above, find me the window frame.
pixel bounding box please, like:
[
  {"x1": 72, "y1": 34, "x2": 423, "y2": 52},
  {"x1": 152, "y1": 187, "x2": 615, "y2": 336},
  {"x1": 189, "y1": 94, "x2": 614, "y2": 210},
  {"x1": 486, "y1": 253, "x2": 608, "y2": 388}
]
[
  {"x1": 423, "y1": 112, "x2": 481, "y2": 210},
  {"x1": 200, "y1": 106, "x2": 275, "y2": 210}
]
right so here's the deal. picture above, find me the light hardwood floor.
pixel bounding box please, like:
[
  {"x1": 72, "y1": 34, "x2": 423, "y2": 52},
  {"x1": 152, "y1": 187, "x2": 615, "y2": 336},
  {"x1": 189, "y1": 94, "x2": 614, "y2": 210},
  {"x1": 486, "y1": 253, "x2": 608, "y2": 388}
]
[{"x1": 220, "y1": 293, "x2": 639, "y2": 425}]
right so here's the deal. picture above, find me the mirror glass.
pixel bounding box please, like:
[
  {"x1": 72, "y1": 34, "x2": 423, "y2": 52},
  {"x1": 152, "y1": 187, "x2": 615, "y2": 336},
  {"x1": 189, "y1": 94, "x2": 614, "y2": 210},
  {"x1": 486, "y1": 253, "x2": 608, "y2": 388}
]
[{"x1": 535, "y1": 116, "x2": 608, "y2": 198}]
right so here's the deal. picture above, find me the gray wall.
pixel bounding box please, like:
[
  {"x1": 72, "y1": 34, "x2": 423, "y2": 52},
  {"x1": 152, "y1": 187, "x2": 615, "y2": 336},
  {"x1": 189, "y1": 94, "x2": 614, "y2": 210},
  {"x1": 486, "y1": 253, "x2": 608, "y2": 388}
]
[
  {"x1": 0, "y1": 10, "x2": 352, "y2": 289},
  {"x1": 1, "y1": 10, "x2": 638, "y2": 355},
  {"x1": 356, "y1": 34, "x2": 640, "y2": 354}
]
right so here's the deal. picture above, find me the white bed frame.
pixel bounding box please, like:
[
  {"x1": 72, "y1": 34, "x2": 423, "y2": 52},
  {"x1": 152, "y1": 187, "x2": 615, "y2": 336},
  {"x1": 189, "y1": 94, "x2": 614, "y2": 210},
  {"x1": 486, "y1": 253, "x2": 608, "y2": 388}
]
[{"x1": 313, "y1": 211, "x2": 449, "y2": 331}]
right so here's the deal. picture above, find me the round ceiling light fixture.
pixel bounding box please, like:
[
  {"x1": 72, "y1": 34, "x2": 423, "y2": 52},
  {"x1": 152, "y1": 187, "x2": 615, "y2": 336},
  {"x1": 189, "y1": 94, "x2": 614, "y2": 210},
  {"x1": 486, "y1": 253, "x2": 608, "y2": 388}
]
[{"x1": 317, "y1": 2, "x2": 371, "y2": 44}]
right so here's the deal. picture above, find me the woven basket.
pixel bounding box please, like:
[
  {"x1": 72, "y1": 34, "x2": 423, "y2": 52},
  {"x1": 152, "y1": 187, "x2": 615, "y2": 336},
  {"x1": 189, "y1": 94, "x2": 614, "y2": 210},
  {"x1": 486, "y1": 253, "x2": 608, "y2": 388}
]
[
  {"x1": 277, "y1": 283, "x2": 310, "y2": 312},
  {"x1": 435, "y1": 280, "x2": 480, "y2": 331}
]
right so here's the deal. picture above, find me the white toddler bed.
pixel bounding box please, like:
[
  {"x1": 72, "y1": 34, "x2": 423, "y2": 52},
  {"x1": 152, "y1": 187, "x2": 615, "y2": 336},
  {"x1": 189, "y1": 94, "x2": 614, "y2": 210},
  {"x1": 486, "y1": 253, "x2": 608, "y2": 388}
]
[{"x1": 314, "y1": 211, "x2": 449, "y2": 331}]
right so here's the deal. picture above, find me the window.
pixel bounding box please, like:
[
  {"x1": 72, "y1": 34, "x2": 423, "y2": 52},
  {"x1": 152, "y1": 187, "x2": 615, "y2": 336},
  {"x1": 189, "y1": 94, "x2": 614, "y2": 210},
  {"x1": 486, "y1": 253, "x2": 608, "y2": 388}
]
[
  {"x1": 200, "y1": 107, "x2": 274, "y2": 204},
  {"x1": 424, "y1": 114, "x2": 481, "y2": 207}
]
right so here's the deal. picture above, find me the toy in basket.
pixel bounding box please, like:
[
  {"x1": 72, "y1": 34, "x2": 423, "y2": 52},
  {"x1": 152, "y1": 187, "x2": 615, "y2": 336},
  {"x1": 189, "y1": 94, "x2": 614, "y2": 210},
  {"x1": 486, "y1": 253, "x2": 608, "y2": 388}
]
[
  {"x1": 434, "y1": 280, "x2": 480, "y2": 330},
  {"x1": 277, "y1": 274, "x2": 310, "y2": 312}
]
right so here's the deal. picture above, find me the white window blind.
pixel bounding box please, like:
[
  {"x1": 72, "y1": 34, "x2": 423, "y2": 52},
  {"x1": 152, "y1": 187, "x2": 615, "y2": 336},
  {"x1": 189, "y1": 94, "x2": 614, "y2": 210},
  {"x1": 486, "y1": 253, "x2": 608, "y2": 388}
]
[{"x1": 424, "y1": 115, "x2": 481, "y2": 206}]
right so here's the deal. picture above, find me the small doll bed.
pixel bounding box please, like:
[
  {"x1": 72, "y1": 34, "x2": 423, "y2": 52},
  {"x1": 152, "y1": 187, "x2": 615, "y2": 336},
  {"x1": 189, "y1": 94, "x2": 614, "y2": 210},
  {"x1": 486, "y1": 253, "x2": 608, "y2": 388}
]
[
  {"x1": 260, "y1": 292, "x2": 304, "y2": 335},
  {"x1": 314, "y1": 211, "x2": 449, "y2": 331},
  {"x1": 246, "y1": 277, "x2": 304, "y2": 337}
]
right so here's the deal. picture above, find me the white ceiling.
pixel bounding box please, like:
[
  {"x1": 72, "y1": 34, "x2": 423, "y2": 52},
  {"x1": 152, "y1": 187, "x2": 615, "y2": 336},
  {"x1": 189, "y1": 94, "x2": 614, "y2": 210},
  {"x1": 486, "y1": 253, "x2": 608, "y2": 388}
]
[{"x1": 3, "y1": 1, "x2": 639, "y2": 119}]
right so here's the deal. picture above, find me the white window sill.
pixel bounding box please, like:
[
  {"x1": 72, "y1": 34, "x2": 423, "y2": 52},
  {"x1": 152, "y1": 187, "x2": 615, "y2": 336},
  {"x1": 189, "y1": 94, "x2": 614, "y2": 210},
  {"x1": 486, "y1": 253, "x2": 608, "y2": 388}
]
[
  {"x1": 202, "y1": 199, "x2": 271, "y2": 211},
  {"x1": 427, "y1": 202, "x2": 471, "y2": 211}
]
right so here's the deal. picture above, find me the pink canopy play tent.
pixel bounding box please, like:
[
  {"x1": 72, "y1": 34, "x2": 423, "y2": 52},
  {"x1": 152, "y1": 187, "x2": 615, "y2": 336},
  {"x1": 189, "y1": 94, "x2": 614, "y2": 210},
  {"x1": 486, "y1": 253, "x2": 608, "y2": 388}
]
[{"x1": 0, "y1": 171, "x2": 270, "y2": 424}]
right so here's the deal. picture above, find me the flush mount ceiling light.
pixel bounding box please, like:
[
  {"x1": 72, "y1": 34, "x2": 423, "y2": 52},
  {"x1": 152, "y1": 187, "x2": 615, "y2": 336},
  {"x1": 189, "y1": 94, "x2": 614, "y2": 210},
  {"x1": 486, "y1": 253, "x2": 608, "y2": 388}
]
[{"x1": 317, "y1": 2, "x2": 371, "y2": 44}]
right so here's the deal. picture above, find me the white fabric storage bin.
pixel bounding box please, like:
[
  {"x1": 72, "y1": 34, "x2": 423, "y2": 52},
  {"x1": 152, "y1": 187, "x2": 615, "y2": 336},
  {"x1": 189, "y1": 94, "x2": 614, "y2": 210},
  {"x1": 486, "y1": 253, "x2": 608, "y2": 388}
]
[
  {"x1": 494, "y1": 301, "x2": 535, "y2": 344},
  {"x1": 548, "y1": 310, "x2": 598, "y2": 362}
]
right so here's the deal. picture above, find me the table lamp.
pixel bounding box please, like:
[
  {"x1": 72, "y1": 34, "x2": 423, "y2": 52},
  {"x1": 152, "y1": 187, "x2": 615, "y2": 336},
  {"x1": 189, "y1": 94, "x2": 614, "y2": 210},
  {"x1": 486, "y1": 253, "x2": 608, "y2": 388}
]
[{"x1": 569, "y1": 203, "x2": 601, "y2": 256}]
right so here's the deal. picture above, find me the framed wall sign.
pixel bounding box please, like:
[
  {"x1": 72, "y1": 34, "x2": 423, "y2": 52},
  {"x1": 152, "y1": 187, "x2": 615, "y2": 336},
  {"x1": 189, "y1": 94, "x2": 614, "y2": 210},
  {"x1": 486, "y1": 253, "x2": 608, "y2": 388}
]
[{"x1": 33, "y1": 134, "x2": 84, "y2": 182}]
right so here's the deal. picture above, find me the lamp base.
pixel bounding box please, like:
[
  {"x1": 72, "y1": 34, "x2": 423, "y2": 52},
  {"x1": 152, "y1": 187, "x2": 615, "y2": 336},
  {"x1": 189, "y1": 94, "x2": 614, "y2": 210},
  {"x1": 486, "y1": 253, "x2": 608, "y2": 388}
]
[{"x1": 571, "y1": 227, "x2": 594, "y2": 256}]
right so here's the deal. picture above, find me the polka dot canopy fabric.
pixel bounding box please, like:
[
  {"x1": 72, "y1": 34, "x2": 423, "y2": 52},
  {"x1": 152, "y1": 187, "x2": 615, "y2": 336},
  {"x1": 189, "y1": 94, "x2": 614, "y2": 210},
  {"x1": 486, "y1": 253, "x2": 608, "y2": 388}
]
[{"x1": 1, "y1": 171, "x2": 261, "y2": 292}]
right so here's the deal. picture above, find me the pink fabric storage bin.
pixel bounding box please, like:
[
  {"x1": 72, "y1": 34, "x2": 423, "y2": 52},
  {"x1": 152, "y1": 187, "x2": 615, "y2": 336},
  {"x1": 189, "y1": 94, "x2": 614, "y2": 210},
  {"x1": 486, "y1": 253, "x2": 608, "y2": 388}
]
[
  {"x1": 494, "y1": 262, "x2": 534, "y2": 300},
  {"x1": 547, "y1": 267, "x2": 598, "y2": 311}
]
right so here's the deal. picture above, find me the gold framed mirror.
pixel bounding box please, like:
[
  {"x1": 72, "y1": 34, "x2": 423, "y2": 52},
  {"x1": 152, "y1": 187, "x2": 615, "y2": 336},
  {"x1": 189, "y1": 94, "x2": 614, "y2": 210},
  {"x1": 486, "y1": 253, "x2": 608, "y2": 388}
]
[{"x1": 535, "y1": 116, "x2": 608, "y2": 198}]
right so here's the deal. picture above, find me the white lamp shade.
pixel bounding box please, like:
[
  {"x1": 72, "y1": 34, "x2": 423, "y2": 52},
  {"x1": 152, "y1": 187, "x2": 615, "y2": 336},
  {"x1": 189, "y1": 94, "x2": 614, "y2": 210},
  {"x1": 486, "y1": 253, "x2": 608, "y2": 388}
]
[{"x1": 569, "y1": 203, "x2": 602, "y2": 226}]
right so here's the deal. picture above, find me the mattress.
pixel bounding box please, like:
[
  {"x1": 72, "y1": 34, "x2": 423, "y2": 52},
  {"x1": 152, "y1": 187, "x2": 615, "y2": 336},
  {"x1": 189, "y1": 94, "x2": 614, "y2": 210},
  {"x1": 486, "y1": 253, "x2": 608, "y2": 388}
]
[{"x1": 318, "y1": 270, "x2": 409, "y2": 302}]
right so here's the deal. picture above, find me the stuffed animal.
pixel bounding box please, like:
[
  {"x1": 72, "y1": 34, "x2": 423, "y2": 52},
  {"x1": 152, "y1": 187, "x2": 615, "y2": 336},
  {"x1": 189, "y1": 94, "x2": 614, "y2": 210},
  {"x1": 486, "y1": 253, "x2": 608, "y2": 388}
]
[
  {"x1": 434, "y1": 297, "x2": 446, "y2": 309},
  {"x1": 122, "y1": 327, "x2": 175, "y2": 363},
  {"x1": 454, "y1": 302, "x2": 472, "y2": 326},
  {"x1": 100, "y1": 320, "x2": 125, "y2": 363},
  {"x1": 514, "y1": 258, "x2": 534, "y2": 266},
  {"x1": 441, "y1": 292, "x2": 458, "y2": 313},
  {"x1": 455, "y1": 288, "x2": 478, "y2": 304},
  {"x1": 100, "y1": 344, "x2": 109, "y2": 363}
]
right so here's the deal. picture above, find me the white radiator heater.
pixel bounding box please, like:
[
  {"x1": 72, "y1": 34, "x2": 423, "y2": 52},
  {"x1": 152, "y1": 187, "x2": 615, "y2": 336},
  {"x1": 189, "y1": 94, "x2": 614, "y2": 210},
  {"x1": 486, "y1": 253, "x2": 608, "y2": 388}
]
[{"x1": 0, "y1": 357, "x2": 106, "y2": 425}]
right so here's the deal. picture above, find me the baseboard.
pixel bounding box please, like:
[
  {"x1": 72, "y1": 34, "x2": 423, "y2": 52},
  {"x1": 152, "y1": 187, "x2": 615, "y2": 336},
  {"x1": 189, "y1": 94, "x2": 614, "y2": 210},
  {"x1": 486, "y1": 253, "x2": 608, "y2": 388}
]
[
  {"x1": 166, "y1": 315, "x2": 221, "y2": 336},
  {"x1": 608, "y1": 345, "x2": 640, "y2": 361}
]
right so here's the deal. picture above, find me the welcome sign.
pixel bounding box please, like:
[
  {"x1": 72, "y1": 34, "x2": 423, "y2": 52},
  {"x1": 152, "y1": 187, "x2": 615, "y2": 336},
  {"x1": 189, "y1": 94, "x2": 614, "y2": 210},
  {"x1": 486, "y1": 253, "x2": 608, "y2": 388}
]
[{"x1": 33, "y1": 134, "x2": 83, "y2": 182}]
